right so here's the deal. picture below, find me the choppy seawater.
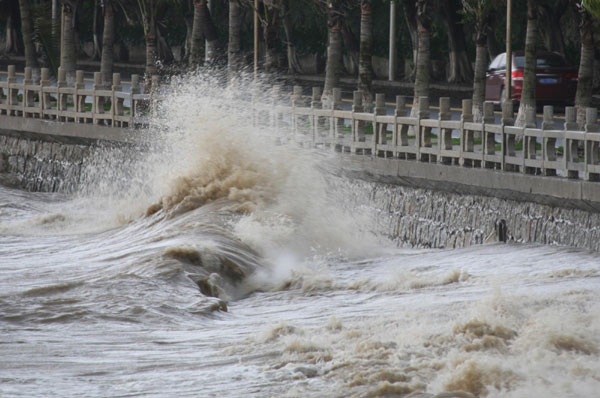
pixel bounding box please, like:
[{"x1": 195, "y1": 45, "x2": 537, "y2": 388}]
[{"x1": 1, "y1": 72, "x2": 599, "y2": 397}]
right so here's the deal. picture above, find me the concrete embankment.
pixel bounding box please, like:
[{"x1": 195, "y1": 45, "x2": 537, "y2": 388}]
[{"x1": 0, "y1": 116, "x2": 137, "y2": 191}]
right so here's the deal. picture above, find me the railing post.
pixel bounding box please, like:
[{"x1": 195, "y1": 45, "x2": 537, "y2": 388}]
[
  {"x1": 7, "y1": 65, "x2": 18, "y2": 116},
  {"x1": 23, "y1": 67, "x2": 35, "y2": 117},
  {"x1": 352, "y1": 90, "x2": 364, "y2": 152},
  {"x1": 93, "y1": 71, "x2": 104, "y2": 125},
  {"x1": 74, "y1": 70, "x2": 85, "y2": 122},
  {"x1": 40, "y1": 68, "x2": 51, "y2": 119},
  {"x1": 482, "y1": 101, "x2": 496, "y2": 168},
  {"x1": 291, "y1": 85, "x2": 303, "y2": 136},
  {"x1": 523, "y1": 107, "x2": 538, "y2": 174},
  {"x1": 373, "y1": 93, "x2": 386, "y2": 155},
  {"x1": 417, "y1": 96, "x2": 429, "y2": 161},
  {"x1": 57, "y1": 67, "x2": 67, "y2": 120},
  {"x1": 439, "y1": 97, "x2": 451, "y2": 163},
  {"x1": 584, "y1": 107, "x2": 599, "y2": 181},
  {"x1": 112, "y1": 72, "x2": 123, "y2": 126},
  {"x1": 130, "y1": 74, "x2": 140, "y2": 126},
  {"x1": 565, "y1": 106, "x2": 579, "y2": 130},
  {"x1": 542, "y1": 105, "x2": 557, "y2": 176},
  {"x1": 502, "y1": 99, "x2": 515, "y2": 171},
  {"x1": 151, "y1": 75, "x2": 160, "y2": 92},
  {"x1": 564, "y1": 106, "x2": 580, "y2": 179},
  {"x1": 332, "y1": 88, "x2": 343, "y2": 147},
  {"x1": 311, "y1": 86, "x2": 322, "y2": 145},
  {"x1": 395, "y1": 96, "x2": 409, "y2": 156},
  {"x1": 460, "y1": 99, "x2": 473, "y2": 166}
]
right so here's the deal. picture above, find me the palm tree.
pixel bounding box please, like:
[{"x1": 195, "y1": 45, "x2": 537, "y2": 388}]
[
  {"x1": 537, "y1": 0, "x2": 569, "y2": 56},
  {"x1": 462, "y1": 0, "x2": 497, "y2": 121},
  {"x1": 61, "y1": 0, "x2": 79, "y2": 84},
  {"x1": 100, "y1": 0, "x2": 115, "y2": 86},
  {"x1": 322, "y1": 0, "x2": 344, "y2": 102},
  {"x1": 576, "y1": 0, "x2": 600, "y2": 125},
  {"x1": 136, "y1": 0, "x2": 160, "y2": 77},
  {"x1": 18, "y1": 0, "x2": 39, "y2": 80},
  {"x1": 443, "y1": 0, "x2": 473, "y2": 83},
  {"x1": 3, "y1": 0, "x2": 22, "y2": 55},
  {"x1": 401, "y1": 0, "x2": 417, "y2": 81},
  {"x1": 228, "y1": 0, "x2": 242, "y2": 76},
  {"x1": 515, "y1": 0, "x2": 538, "y2": 127},
  {"x1": 358, "y1": 0, "x2": 373, "y2": 109},
  {"x1": 257, "y1": 1, "x2": 282, "y2": 72},
  {"x1": 411, "y1": 0, "x2": 432, "y2": 116},
  {"x1": 281, "y1": 0, "x2": 302, "y2": 74},
  {"x1": 190, "y1": 0, "x2": 205, "y2": 66}
]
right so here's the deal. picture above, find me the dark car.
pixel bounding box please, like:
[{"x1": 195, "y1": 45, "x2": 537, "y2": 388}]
[{"x1": 485, "y1": 51, "x2": 578, "y2": 107}]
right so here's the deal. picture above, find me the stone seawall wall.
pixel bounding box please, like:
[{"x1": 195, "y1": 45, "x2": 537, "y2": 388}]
[
  {"x1": 336, "y1": 178, "x2": 600, "y2": 252},
  {"x1": 0, "y1": 134, "x2": 90, "y2": 192}
]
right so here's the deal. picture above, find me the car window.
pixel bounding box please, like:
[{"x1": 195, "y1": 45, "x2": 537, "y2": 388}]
[
  {"x1": 489, "y1": 54, "x2": 503, "y2": 70},
  {"x1": 515, "y1": 56, "x2": 525, "y2": 68},
  {"x1": 498, "y1": 53, "x2": 506, "y2": 69},
  {"x1": 514, "y1": 54, "x2": 568, "y2": 68},
  {"x1": 537, "y1": 54, "x2": 568, "y2": 67}
]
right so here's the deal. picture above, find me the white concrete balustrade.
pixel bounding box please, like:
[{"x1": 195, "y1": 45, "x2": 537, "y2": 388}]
[
  {"x1": 256, "y1": 85, "x2": 600, "y2": 182},
  {"x1": 1, "y1": 65, "x2": 599, "y2": 182},
  {"x1": 0, "y1": 65, "x2": 151, "y2": 128}
]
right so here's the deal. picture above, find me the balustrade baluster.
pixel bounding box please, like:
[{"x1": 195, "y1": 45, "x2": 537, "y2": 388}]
[{"x1": 585, "y1": 108, "x2": 600, "y2": 181}]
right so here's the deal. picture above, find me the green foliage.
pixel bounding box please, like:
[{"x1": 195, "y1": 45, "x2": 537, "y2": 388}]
[{"x1": 583, "y1": 0, "x2": 600, "y2": 17}]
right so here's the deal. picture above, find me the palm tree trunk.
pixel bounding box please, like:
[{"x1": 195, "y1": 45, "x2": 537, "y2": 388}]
[
  {"x1": 157, "y1": 24, "x2": 174, "y2": 63},
  {"x1": 537, "y1": 0, "x2": 568, "y2": 56},
  {"x1": 341, "y1": 22, "x2": 358, "y2": 75},
  {"x1": 205, "y1": 0, "x2": 218, "y2": 64},
  {"x1": 100, "y1": 0, "x2": 115, "y2": 86},
  {"x1": 472, "y1": 43, "x2": 488, "y2": 122},
  {"x1": 262, "y1": 5, "x2": 281, "y2": 72},
  {"x1": 322, "y1": 0, "x2": 343, "y2": 102},
  {"x1": 228, "y1": 0, "x2": 242, "y2": 76},
  {"x1": 281, "y1": 0, "x2": 302, "y2": 74},
  {"x1": 358, "y1": 0, "x2": 373, "y2": 109},
  {"x1": 18, "y1": 0, "x2": 39, "y2": 79},
  {"x1": 52, "y1": 0, "x2": 60, "y2": 40},
  {"x1": 442, "y1": 0, "x2": 472, "y2": 83},
  {"x1": 471, "y1": 6, "x2": 491, "y2": 121},
  {"x1": 516, "y1": 0, "x2": 538, "y2": 127},
  {"x1": 142, "y1": 12, "x2": 158, "y2": 77},
  {"x1": 92, "y1": 0, "x2": 102, "y2": 60},
  {"x1": 190, "y1": 0, "x2": 206, "y2": 66},
  {"x1": 412, "y1": 0, "x2": 431, "y2": 116},
  {"x1": 61, "y1": 1, "x2": 78, "y2": 84},
  {"x1": 402, "y1": 0, "x2": 417, "y2": 81},
  {"x1": 575, "y1": 7, "x2": 594, "y2": 126}
]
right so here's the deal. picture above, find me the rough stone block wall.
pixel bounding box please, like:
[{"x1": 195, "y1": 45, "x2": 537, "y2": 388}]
[
  {"x1": 0, "y1": 135, "x2": 90, "y2": 192},
  {"x1": 335, "y1": 178, "x2": 600, "y2": 252}
]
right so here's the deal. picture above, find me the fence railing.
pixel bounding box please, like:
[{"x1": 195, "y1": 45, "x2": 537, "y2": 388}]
[
  {"x1": 1, "y1": 65, "x2": 600, "y2": 182},
  {"x1": 0, "y1": 65, "x2": 153, "y2": 128},
  {"x1": 255, "y1": 85, "x2": 600, "y2": 182}
]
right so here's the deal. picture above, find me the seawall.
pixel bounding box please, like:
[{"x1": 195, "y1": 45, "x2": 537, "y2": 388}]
[
  {"x1": 337, "y1": 178, "x2": 600, "y2": 252},
  {"x1": 1, "y1": 123, "x2": 600, "y2": 252}
]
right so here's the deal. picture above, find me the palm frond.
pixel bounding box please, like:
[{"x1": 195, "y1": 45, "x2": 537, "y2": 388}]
[{"x1": 582, "y1": 0, "x2": 600, "y2": 18}]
